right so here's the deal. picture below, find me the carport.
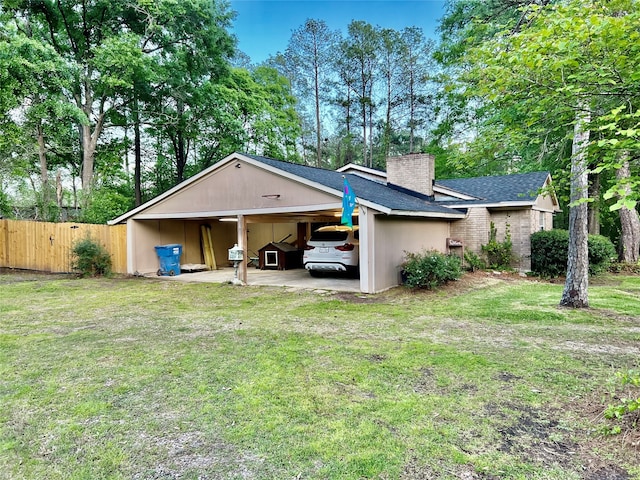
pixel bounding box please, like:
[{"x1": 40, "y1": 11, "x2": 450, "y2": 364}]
[{"x1": 109, "y1": 153, "x2": 465, "y2": 293}]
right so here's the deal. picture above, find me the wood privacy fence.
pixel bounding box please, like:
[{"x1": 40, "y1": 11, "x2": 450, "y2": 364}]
[{"x1": 0, "y1": 219, "x2": 127, "y2": 274}]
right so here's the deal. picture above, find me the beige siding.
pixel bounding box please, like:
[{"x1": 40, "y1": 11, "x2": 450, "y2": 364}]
[
  {"x1": 372, "y1": 216, "x2": 450, "y2": 292},
  {"x1": 533, "y1": 188, "x2": 559, "y2": 212},
  {"x1": 143, "y1": 160, "x2": 339, "y2": 216},
  {"x1": 246, "y1": 223, "x2": 299, "y2": 255}
]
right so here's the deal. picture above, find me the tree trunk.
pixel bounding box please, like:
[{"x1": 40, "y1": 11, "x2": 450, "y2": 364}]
[
  {"x1": 616, "y1": 156, "x2": 640, "y2": 263},
  {"x1": 361, "y1": 97, "x2": 367, "y2": 165},
  {"x1": 560, "y1": 106, "x2": 590, "y2": 308},
  {"x1": 368, "y1": 93, "x2": 374, "y2": 167},
  {"x1": 36, "y1": 123, "x2": 49, "y2": 207},
  {"x1": 56, "y1": 171, "x2": 63, "y2": 210},
  {"x1": 313, "y1": 41, "x2": 322, "y2": 168},
  {"x1": 587, "y1": 170, "x2": 600, "y2": 235},
  {"x1": 409, "y1": 68, "x2": 415, "y2": 153},
  {"x1": 174, "y1": 100, "x2": 188, "y2": 184},
  {"x1": 81, "y1": 123, "x2": 95, "y2": 193},
  {"x1": 133, "y1": 95, "x2": 142, "y2": 207},
  {"x1": 77, "y1": 76, "x2": 105, "y2": 205}
]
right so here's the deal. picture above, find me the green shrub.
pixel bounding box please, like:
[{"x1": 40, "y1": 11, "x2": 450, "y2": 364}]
[
  {"x1": 531, "y1": 229, "x2": 570, "y2": 277},
  {"x1": 401, "y1": 250, "x2": 462, "y2": 289},
  {"x1": 481, "y1": 222, "x2": 513, "y2": 269},
  {"x1": 601, "y1": 370, "x2": 640, "y2": 436},
  {"x1": 0, "y1": 189, "x2": 12, "y2": 218},
  {"x1": 531, "y1": 229, "x2": 617, "y2": 277},
  {"x1": 71, "y1": 237, "x2": 112, "y2": 277},
  {"x1": 588, "y1": 234, "x2": 618, "y2": 275},
  {"x1": 464, "y1": 250, "x2": 486, "y2": 272}
]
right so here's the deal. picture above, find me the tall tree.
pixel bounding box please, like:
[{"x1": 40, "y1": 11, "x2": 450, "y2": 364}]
[
  {"x1": 561, "y1": 106, "x2": 591, "y2": 308},
  {"x1": 342, "y1": 21, "x2": 379, "y2": 167},
  {"x1": 615, "y1": 157, "x2": 640, "y2": 263},
  {"x1": 455, "y1": 0, "x2": 640, "y2": 306},
  {"x1": 399, "y1": 27, "x2": 435, "y2": 154},
  {"x1": 0, "y1": 25, "x2": 82, "y2": 219},
  {"x1": 332, "y1": 42, "x2": 359, "y2": 165},
  {"x1": 284, "y1": 19, "x2": 337, "y2": 167},
  {"x1": 378, "y1": 28, "x2": 404, "y2": 160},
  {"x1": 141, "y1": 0, "x2": 235, "y2": 184},
  {"x1": 2, "y1": 0, "x2": 235, "y2": 201}
]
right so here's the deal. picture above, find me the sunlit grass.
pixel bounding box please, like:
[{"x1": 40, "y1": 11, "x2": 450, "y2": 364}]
[{"x1": 1, "y1": 272, "x2": 638, "y2": 479}]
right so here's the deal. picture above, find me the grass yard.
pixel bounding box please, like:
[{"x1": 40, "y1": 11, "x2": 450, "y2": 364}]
[{"x1": 1, "y1": 270, "x2": 639, "y2": 480}]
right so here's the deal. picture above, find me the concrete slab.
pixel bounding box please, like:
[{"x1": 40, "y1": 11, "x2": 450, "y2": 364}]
[{"x1": 149, "y1": 267, "x2": 361, "y2": 292}]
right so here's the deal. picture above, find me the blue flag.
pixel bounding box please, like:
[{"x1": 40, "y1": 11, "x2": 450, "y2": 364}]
[{"x1": 341, "y1": 177, "x2": 357, "y2": 228}]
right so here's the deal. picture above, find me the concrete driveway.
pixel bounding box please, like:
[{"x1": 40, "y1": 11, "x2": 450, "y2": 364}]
[{"x1": 152, "y1": 267, "x2": 361, "y2": 292}]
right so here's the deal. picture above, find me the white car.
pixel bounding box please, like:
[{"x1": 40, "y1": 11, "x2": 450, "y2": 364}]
[{"x1": 303, "y1": 225, "x2": 359, "y2": 277}]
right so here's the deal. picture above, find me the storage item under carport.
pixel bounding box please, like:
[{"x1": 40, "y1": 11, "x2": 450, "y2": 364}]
[
  {"x1": 154, "y1": 244, "x2": 182, "y2": 276},
  {"x1": 258, "y1": 242, "x2": 302, "y2": 270}
]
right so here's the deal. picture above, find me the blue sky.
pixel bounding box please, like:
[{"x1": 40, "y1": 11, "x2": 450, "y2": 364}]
[{"x1": 229, "y1": 0, "x2": 447, "y2": 64}]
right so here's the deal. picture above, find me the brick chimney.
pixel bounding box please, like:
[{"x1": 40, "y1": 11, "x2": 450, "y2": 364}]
[{"x1": 386, "y1": 153, "x2": 435, "y2": 197}]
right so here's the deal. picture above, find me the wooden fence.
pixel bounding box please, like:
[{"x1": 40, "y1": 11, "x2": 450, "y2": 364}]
[{"x1": 0, "y1": 219, "x2": 127, "y2": 274}]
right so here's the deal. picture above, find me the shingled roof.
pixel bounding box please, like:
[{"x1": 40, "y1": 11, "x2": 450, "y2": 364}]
[
  {"x1": 109, "y1": 153, "x2": 552, "y2": 226},
  {"x1": 245, "y1": 154, "x2": 461, "y2": 216},
  {"x1": 435, "y1": 171, "x2": 551, "y2": 206}
]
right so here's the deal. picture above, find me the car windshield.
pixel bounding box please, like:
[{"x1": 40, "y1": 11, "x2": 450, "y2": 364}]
[{"x1": 310, "y1": 231, "x2": 349, "y2": 242}]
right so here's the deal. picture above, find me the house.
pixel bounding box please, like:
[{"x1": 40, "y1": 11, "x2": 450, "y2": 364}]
[
  {"x1": 109, "y1": 152, "x2": 559, "y2": 293},
  {"x1": 338, "y1": 162, "x2": 559, "y2": 271}
]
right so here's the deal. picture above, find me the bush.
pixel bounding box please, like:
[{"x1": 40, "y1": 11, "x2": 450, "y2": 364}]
[
  {"x1": 588, "y1": 234, "x2": 618, "y2": 275},
  {"x1": 601, "y1": 370, "x2": 640, "y2": 436},
  {"x1": 531, "y1": 229, "x2": 570, "y2": 277},
  {"x1": 71, "y1": 237, "x2": 112, "y2": 277},
  {"x1": 531, "y1": 229, "x2": 617, "y2": 277},
  {"x1": 401, "y1": 250, "x2": 462, "y2": 289},
  {"x1": 464, "y1": 250, "x2": 486, "y2": 272},
  {"x1": 481, "y1": 223, "x2": 513, "y2": 270}
]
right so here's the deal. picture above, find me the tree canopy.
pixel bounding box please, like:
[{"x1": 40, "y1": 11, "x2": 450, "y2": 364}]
[{"x1": 1, "y1": 0, "x2": 638, "y2": 279}]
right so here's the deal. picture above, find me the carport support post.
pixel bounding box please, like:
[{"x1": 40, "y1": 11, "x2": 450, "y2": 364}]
[{"x1": 237, "y1": 214, "x2": 248, "y2": 284}]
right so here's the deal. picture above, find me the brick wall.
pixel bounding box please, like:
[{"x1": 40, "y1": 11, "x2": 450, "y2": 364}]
[
  {"x1": 450, "y1": 207, "x2": 491, "y2": 254},
  {"x1": 489, "y1": 210, "x2": 532, "y2": 271},
  {"x1": 386, "y1": 153, "x2": 435, "y2": 197},
  {"x1": 451, "y1": 208, "x2": 550, "y2": 271}
]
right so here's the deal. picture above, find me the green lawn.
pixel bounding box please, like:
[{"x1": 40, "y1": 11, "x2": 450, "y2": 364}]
[{"x1": 1, "y1": 271, "x2": 639, "y2": 479}]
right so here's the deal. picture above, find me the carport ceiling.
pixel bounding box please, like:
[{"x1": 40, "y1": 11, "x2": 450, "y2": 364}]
[{"x1": 166, "y1": 210, "x2": 348, "y2": 224}]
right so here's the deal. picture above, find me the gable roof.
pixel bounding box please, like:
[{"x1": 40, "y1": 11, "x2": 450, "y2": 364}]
[
  {"x1": 242, "y1": 154, "x2": 462, "y2": 217},
  {"x1": 109, "y1": 153, "x2": 466, "y2": 225},
  {"x1": 435, "y1": 171, "x2": 554, "y2": 207},
  {"x1": 335, "y1": 163, "x2": 387, "y2": 183},
  {"x1": 333, "y1": 163, "x2": 554, "y2": 207}
]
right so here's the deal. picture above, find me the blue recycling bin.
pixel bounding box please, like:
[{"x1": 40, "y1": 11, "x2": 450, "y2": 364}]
[{"x1": 155, "y1": 244, "x2": 182, "y2": 276}]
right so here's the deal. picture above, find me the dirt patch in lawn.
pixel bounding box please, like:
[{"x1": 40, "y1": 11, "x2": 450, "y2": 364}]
[
  {"x1": 332, "y1": 270, "x2": 521, "y2": 304},
  {"x1": 0, "y1": 267, "x2": 74, "y2": 284},
  {"x1": 482, "y1": 399, "x2": 638, "y2": 479}
]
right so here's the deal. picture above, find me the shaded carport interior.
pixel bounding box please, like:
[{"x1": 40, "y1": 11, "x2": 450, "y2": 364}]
[{"x1": 127, "y1": 212, "x2": 350, "y2": 276}]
